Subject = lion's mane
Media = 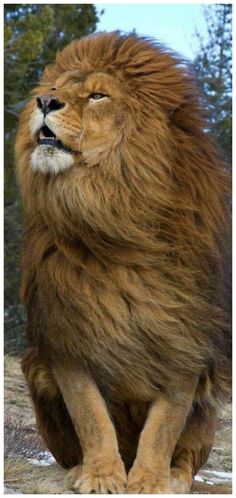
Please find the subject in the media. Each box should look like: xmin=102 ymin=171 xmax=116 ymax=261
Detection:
xmin=16 ymin=33 xmax=231 ymax=408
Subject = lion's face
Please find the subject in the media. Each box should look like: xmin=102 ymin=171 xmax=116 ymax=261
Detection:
xmin=29 ymin=71 xmax=127 ymax=174
xmin=22 ymin=32 xmax=192 ymax=180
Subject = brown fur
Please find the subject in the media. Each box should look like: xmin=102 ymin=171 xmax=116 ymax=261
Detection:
xmin=16 ymin=32 xmax=231 ymax=493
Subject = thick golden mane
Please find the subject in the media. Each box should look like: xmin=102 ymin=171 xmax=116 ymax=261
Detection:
xmin=16 ymin=32 xmax=230 ymax=406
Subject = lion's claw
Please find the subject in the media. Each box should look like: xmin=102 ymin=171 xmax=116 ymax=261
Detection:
xmin=126 ymin=465 xmax=172 ymax=494
xmin=69 ymin=457 xmax=127 ymax=494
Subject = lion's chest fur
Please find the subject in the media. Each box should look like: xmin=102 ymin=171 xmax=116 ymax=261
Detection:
xmin=25 ymin=243 xmax=209 ymax=402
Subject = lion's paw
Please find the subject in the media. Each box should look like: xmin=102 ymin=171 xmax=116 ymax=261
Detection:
xmin=69 ymin=457 xmax=127 ymax=494
xmin=126 ymin=465 xmax=172 ymax=494
xmin=170 ymin=467 xmax=193 ymax=494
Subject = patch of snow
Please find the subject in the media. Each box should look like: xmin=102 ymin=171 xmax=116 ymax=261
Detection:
xmin=4 ymin=486 xmax=20 ymax=494
xmin=195 ymin=475 xmax=204 ymax=482
xmin=203 ymin=470 xmax=232 ymax=479
xmin=196 ymin=469 xmax=232 ymax=488
xmin=212 ymin=478 xmax=232 ymax=485
xmin=27 ymin=450 xmax=55 ymax=467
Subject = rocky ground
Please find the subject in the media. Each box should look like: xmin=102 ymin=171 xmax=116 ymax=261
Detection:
xmin=4 ymin=354 xmax=232 ymax=494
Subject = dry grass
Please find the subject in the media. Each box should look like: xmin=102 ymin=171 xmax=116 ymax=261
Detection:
xmin=4 ymin=355 xmax=232 ymax=494
xmin=4 ymin=417 xmax=46 ymax=459
xmin=207 ymin=403 xmax=232 ymax=472
xmin=4 ymin=354 xmax=34 ymax=424
xmin=4 ymin=457 xmax=70 ymax=494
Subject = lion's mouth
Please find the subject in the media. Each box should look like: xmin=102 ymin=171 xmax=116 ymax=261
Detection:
xmin=37 ymin=125 xmax=73 ymax=153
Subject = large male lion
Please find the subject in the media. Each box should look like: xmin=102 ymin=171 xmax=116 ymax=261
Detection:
xmin=15 ymin=32 xmax=231 ymax=493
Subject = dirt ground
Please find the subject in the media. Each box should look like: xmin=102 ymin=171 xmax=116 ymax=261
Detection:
xmin=4 ymin=354 xmax=232 ymax=494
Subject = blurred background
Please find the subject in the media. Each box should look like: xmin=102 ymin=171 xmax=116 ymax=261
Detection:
xmin=4 ymin=3 xmax=232 ymax=354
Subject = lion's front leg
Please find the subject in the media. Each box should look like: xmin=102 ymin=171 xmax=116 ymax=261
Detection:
xmin=53 ymin=363 xmax=127 ymax=494
xmin=126 ymin=382 xmax=197 ymax=494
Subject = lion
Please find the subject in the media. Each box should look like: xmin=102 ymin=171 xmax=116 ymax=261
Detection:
xmin=15 ymin=32 xmax=231 ymax=493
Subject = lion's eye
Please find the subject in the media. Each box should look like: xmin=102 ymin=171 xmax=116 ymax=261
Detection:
xmin=89 ymin=92 xmax=107 ymax=100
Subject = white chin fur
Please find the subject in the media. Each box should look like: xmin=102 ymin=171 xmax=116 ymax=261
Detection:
xmin=31 ymin=145 xmax=74 ymax=174
xmin=29 ymin=109 xmax=44 ymax=138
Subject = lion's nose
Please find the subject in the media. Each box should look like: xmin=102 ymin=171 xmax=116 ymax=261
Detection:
xmin=36 ymin=95 xmax=65 ymax=116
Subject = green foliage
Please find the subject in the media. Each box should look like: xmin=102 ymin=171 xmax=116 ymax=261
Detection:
xmin=193 ymin=4 xmax=232 ymax=165
xmin=42 ymin=4 xmax=100 ymax=62
xmin=4 ymin=3 xmax=100 ymax=206
xmin=4 ymin=4 xmax=100 ymax=353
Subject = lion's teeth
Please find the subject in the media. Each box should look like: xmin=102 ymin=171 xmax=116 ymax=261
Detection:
xmin=39 ymin=132 xmax=57 ymax=140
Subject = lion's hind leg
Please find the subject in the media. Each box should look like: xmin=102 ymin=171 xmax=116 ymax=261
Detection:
xmin=21 ymin=347 xmax=82 ymax=469
xmin=171 ymin=402 xmax=217 ymax=493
